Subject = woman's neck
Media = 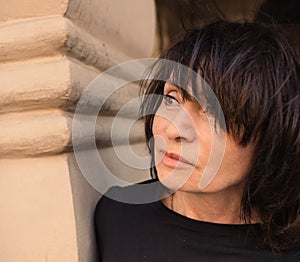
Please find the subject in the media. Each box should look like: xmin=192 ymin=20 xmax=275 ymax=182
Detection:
xmin=162 ymin=185 xmax=259 ymax=224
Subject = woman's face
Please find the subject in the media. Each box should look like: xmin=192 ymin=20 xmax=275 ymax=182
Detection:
xmin=152 ymin=83 xmax=255 ymax=193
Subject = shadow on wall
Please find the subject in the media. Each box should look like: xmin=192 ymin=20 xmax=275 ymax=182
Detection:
xmin=155 ymin=0 xmax=299 ymax=54
xmin=255 ymin=0 xmax=300 ymax=47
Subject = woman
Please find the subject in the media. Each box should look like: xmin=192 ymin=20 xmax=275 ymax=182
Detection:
xmin=94 ymin=21 xmax=300 ymax=261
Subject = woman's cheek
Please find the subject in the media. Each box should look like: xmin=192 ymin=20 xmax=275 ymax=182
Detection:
xmin=152 ymin=115 xmax=165 ymax=136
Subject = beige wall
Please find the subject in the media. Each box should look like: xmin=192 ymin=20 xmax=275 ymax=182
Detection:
xmin=0 ymin=0 xmax=155 ymax=261
xmin=0 ymin=156 xmax=78 ymax=261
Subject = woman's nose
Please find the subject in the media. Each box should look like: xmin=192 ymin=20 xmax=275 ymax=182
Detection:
xmin=165 ymin=108 xmax=196 ymax=142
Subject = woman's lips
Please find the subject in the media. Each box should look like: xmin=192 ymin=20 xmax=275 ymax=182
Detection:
xmin=160 ymin=150 xmax=194 ymax=169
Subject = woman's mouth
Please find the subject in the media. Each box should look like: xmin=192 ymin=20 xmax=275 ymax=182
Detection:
xmin=160 ymin=150 xmax=194 ymax=169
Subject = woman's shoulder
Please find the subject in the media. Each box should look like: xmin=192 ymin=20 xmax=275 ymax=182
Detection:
xmin=94 ymin=179 xmax=160 ymax=220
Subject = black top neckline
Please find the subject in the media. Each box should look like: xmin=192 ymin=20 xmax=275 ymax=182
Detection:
xmin=155 ymin=199 xmax=262 ymax=232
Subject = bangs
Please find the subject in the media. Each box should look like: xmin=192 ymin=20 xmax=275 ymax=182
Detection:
xmin=141 ymin=20 xmax=299 ymax=147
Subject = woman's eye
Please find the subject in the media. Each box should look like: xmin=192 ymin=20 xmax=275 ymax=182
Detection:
xmin=163 ymin=95 xmax=179 ymax=107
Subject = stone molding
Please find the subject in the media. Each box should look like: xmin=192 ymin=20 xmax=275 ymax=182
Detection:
xmin=0 ymin=0 xmax=68 ymax=23
xmin=0 ymin=109 xmax=144 ymax=158
xmin=0 ymin=1 xmax=155 ymax=261
xmin=0 ymin=16 xmax=131 ymax=69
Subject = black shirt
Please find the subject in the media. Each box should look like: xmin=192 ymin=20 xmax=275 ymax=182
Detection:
xmin=94 ymin=180 xmax=300 ymax=262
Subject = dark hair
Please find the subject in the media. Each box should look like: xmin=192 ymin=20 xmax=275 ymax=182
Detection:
xmin=140 ymin=20 xmax=300 ymax=251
